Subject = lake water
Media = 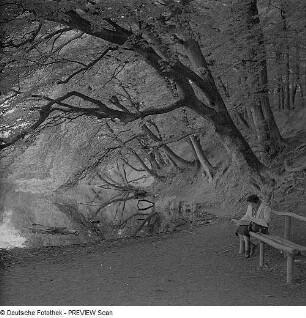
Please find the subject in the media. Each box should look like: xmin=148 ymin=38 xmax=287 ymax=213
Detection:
xmin=0 ymin=210 xmax=26 ymax=249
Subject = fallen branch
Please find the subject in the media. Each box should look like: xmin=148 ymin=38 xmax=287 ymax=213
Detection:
xmin=27 ymin=223 xmax=78 ymax=235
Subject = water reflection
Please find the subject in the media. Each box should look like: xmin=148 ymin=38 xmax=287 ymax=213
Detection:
xmin=0 ymin=210 xmax=26 ymax=249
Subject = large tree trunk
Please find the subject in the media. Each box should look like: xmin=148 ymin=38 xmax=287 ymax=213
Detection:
xmin=176 ymin=36 xmax=267 ymax=176
xmin=292 ymin=41 xmax=304 ymax=108
xmin=246 ymin=105 xmax=256 ymax=131
xmin=250 ymin=104 xmax=270 ymax=158
xmin=232 ymin=0 xmax=284 ymax=160
xmin=139 ymin=29 xmax=270 ymax=185
xmin=281 ymin=2 xmax=291 ymax=110
xmin=183 ymin=3 xmax=284 ymax=164
xmin=276 ymin=50 xmax=284 ymax=111
xmin=258 ymin=56 xmax=285 ymax=157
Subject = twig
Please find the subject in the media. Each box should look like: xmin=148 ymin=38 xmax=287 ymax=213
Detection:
xmin=58 ymin=47 xmax=118 ymax=84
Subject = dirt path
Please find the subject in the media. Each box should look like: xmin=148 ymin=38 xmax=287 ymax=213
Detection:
xmin=1 ymin=219 xmax=306 ymax=306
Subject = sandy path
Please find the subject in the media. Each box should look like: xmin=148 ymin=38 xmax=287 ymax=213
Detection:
xmin=1 ymin=219 xmax=306 ymax=306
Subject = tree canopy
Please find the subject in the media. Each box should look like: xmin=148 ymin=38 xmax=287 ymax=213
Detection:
xmin=1 ymin=0 xmax=306 ymax=193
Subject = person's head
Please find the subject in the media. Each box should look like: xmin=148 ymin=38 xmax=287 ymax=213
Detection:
xmin=246 ymin=194 xmax=260 ymax=206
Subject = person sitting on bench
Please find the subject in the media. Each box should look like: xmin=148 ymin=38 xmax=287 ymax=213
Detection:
xmin=233 ymin=194 xmax=272 ymax=258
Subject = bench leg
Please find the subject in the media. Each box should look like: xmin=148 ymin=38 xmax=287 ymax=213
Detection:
xmin=286 ymin=254 xmax=294 ymax=284
xmin=259 ymin=241 xmax=265 ymax=267
xmin=283 ymin=216 xmax=292 ymax=259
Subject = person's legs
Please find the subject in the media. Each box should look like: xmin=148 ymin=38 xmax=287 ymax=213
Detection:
xmin=238 ymin=234 xmax=245 ymax=254
xmin=243 ymin=235 xmax=250 ymax=257
xmin=249 ymin=241 xmax=256 ymax=256
xmin=236 ymin=225 xmax=250 ymax=255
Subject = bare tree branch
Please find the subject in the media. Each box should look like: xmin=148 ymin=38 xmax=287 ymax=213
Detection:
xmin=125 ymin=146 xmax=164 ymax=180
xmin=149 ymin=128 xmax=206 ymax=147
xmin=104 ymin=122 xmax=164 ymax=180
xmin=49 ymin=32 xmax=84 ymax=55
xmin=142 ymin=123 xmax=196 ymax=167
xmin=22 ymin=4 xmax=132 ymax=45
xmin=57 ymin=46 xmax=118 ymax=84
xmin=0 ymin=93 xmax=69 ymax=149
xmin=120 ymin=155 xmax=146 ymax=172
xmin=1 ymin=88 xmax=189 ymax=150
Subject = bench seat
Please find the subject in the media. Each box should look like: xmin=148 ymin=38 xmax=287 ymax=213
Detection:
xmin=249 ymin=231 xmax=306 ymax=283
xmin=250 ymin=232 xmax=306 ymax=256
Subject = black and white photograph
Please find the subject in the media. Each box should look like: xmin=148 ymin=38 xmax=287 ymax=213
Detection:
xmin=0 ymin=0 xmax=306 ymax=311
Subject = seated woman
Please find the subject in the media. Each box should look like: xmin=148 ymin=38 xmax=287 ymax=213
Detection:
xmin=232 ymin=194 xmax=271 ymax=258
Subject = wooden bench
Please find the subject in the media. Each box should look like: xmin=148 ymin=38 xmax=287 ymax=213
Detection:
xmin=249 ymin=211 xmax=306 ymax=284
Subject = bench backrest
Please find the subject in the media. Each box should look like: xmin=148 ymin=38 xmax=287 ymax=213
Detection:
xmin=272 ymin=211 xmax=306 ymax=223
xmin=272 ymin=210 xmax=306 ymax=240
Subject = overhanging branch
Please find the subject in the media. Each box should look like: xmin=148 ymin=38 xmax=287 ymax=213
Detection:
xmin=1 ymin=87 xmax=188 ymax=150
xmin=57 ymin=47 xmax=118 ymax=84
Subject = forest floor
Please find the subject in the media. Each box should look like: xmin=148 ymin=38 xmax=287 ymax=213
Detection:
xmin=1 ymin=218 xmax=306 ymax=306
